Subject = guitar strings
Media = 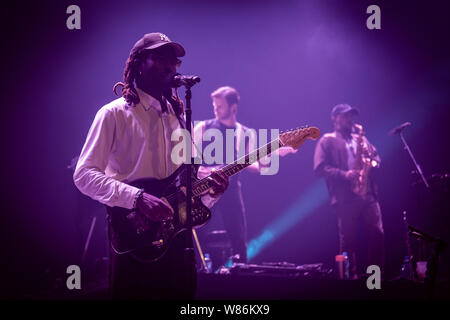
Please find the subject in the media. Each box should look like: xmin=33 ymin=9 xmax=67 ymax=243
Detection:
xmin=164 ymin=138 xmax=282 ymax=203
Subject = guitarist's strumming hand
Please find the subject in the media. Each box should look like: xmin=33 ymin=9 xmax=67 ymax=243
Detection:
xmin=207 ymin=168 xmax=229 ymax=198
xmin=135 ymin=192 xmax=174 ymax=222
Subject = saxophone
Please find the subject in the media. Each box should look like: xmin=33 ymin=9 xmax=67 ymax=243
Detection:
xmin=352 ymin=124 xmax=379 ymax=196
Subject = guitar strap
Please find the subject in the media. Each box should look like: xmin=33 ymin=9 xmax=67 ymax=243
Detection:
xmin=236 ymin=122 xmax=243 ymax=155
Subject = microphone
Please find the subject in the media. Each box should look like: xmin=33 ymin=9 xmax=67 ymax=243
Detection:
xmin=171 ymin=74 xmax=201 ymax=88
xmin=388 ymin=122 xmax=411 ymax=136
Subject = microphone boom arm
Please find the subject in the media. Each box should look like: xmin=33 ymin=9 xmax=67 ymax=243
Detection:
xmin=171 ymin=74 xmax=201 ymax=88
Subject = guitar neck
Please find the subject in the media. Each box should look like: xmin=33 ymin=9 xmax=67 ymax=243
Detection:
xmin=192 ymin=138 xmax=283 ymax=197
xmin=220 ymin=138 xmax=282 ymax=178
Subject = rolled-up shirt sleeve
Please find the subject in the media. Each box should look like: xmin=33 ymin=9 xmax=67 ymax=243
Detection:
xmin=73 ymin=107 xmax=140 ymax=209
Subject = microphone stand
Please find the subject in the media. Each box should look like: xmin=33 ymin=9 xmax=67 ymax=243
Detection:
xmin=399 ymin=210 xmax=415 ymax=281
xmin=408 ymin=226 xmax=447 ymax=300
xmin=398 ymin=131 xmax=430 ymax=188
xmin=392 ymin=125 xmax=430 ymax=284
xmin=185 ymin=85 xmax=193 ymax=231
xmin=182 ymin=84 xmax=195 ymax=291
xmin=173 ymin=74 xmax=201 ymax=289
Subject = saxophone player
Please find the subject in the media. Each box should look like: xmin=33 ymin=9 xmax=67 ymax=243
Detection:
xmin=313 ymin=104 xmax=384 ymax=279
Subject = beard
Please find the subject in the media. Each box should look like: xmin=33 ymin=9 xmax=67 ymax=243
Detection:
xmin=138 ymin=69 xmax=175 ymax=91
xmin=218 ymin=110 xmax=233 ymax=121
xmin=336 ymin=122 xmax=352 ymax=136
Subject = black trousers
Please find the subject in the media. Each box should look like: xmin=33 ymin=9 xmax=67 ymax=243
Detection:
xmin=333 ymin=198 xmax=384 ymax=278
xmin=198 ymin=181 xmax=248 ymax=265
xmin=108 ymin=230 xmax=197 ymax=300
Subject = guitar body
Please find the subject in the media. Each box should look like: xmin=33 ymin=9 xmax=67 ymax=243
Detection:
xmin=106 ymin=164 xmax=211 ymax=262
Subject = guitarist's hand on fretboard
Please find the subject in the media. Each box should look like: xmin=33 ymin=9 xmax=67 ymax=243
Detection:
xmin=197 ymin=165 xmax=219 ymax=180
xmin=197 ymin=165 xmax=229 ymax=197
xmin=207 ymin=168 xmax=229 ymax=197
xmin=277 ymin=146 xmax=298 ymax=157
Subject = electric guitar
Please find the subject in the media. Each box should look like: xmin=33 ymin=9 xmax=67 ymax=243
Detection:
xmin=107 ymin=126 xmax=320 ymax=261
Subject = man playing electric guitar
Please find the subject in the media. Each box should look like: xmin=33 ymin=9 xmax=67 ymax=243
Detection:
xmin=73 ymin=33 xmax=228 ymax=300
xmin=193 ymin=86 xmax=297 ymax=267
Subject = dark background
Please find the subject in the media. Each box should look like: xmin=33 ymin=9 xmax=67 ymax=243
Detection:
xmin=1 ymin=0 xmax=449 ymax=298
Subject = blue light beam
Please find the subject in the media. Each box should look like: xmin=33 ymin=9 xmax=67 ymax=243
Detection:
xmin=247 ymin=180 xmax=329 ymax=261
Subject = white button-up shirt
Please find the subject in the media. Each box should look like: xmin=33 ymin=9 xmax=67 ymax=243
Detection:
xmin=73 ymin=88 xmax=183 ymax=209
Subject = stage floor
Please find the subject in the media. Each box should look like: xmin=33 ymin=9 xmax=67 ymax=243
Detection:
xmin=196 ymin=273 xmax=448 ymax=300
xmin=49 ymin=271 xmax=449 ymax=300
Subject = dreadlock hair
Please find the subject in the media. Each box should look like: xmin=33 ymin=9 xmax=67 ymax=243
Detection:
xmin=113 ymin=50 xmax=184 ymax=116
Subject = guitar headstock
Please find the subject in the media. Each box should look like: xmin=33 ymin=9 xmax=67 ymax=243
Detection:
xmin=279 ymin=126 xmax=321 ymax=150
